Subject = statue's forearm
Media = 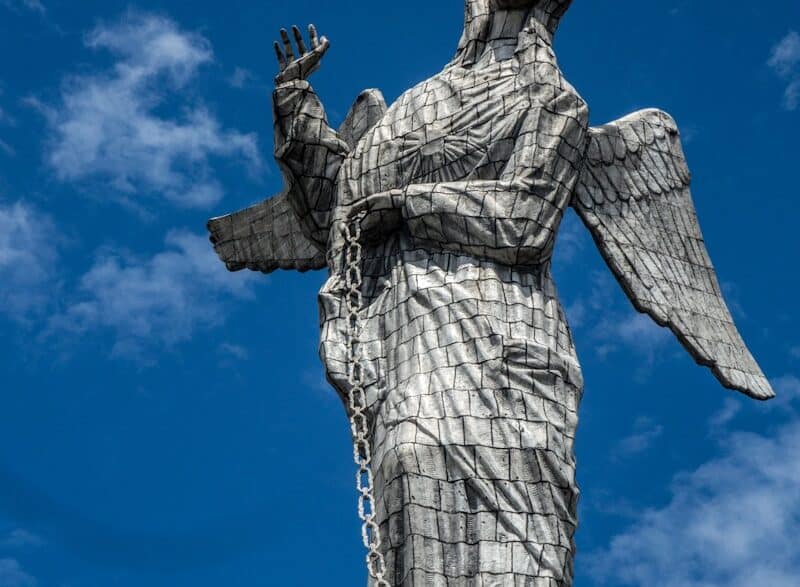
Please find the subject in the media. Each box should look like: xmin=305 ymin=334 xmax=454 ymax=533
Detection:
xmin=273 ymin=80 xmax=348 ymax=248
xmin=274 ymin=80 xmax=326 ymax=143
xmin=401 ymin=180 xmax=561 ymax=265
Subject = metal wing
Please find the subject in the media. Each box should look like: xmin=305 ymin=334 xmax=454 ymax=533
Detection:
xmin=207 ymin=89 xmax=387 ymax=274
xmin=337 ymin=89 xmax=387 ymax=150
xmin=207 ymin=191 xmax=326 ymax=273
xmin=572 ymin=109 xmax=774 ymax=400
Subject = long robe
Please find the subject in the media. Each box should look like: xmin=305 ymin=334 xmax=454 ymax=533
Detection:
xmin=274 ymin=16 xmax=589 ymax=586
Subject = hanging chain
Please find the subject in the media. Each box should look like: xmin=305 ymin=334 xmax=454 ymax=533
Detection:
xmin=342 ymin=213 xmax=391 ymax=587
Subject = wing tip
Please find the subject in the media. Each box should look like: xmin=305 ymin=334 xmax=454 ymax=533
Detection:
xmin=714 ymin=366 xmax=776 ymax=401
xmin=207 ymin=214 xmax=248 ymax=273
xmin=732 ymin=383 xmax=776 ymax=402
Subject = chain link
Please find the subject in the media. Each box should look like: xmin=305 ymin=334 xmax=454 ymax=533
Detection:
xmin=343 ymin=213 xmax=391 ymax=587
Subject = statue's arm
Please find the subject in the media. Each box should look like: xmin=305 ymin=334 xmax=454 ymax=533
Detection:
xmin=207 ymin=88 xmax=387 ymax=275
xmin=272 ymin=25 xmax=349 ymax=249
xmin=400 ymin=179 xmax=561 ymax=266
xmin=273 ymin=80 xmax=348 ymax=249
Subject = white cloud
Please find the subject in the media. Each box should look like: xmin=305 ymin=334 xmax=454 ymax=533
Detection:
xmin=41 ymin=12 xmax=260 ymax=209
xmin=218 ymin=342 xmax=249 ymax=360
xmin=785 ymin=79 xmax=800 ymax=111
xmin=615 ymin=416 xmax=664 ymax=457
xmin=49 ymin=230 xmax=257 ymax=359
xmin=228 ymin=67 xmax=257 ymax=89
xmin=708 ymin=397 xmax=742 ymax=432
xmin=768 ymin=375 xmax=800 ymax=412
xmin=769 ymin=31 xmax=800 ymax=76
xmin=1 ymin=0 xmax=45 ymax=14
xmin=0 ymin=88 xmax=15 ymax=156
xmin=708 ymin=376 xmax=800 ymax=434
xmin=768 ymin=31 xmax=800 ymax=111
xmin=0 ymin=559 xmax=35 ymax=587
xmin=614 ymin=313 xmax=672 ymax=351
xmin=586 ymin=274 xmax=672 ymax=359
xmin=588 ymin=396 xmax=800 ymax=586
xmin=560 ymin=269 xmax=672 ymax=369
xmin=553 ymin=214 xmax=674 ymax=365
xmin=0 ymin=200 xmax=60 ymax=322
xmin=0 ymin=530 xmax=43 ymax=550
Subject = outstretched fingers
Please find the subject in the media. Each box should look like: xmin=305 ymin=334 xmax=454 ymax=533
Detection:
xmin=280 ymin=28 xmax=295 ymax=61
xmin=309 ymin=24 xmax=320 ymax=49
xmin=305 ymin=24 xmax=329 ymax=56
xmin=292 ymin=25 xmax=308 ymax=55
xmin=274 ymin=24 xmax=328 ymax=83
xmin=274 ymin=41 xmax=287 ymax=71
xmin=317 ymin=35 xmax=330 ymax=55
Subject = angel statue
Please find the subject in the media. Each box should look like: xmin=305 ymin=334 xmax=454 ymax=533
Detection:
xmin=208 ymin=1 xmax=774 ymax=585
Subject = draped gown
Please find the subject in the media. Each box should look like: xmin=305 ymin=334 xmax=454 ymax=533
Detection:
xmin=273 ymin=29 xmax=589 ymax=586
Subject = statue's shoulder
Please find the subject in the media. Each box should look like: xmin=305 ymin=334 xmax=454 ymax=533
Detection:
xmin=381 ymin=72 xmax=457 ymax=117
xmin=516 ymin=57 xmax=589 ymax=124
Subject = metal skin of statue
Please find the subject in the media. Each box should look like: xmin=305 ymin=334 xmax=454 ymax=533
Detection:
xmin=208 ymin=1 xmax=774 ymax=585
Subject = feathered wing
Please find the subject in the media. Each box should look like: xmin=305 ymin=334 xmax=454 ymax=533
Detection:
xmin=572 ymin=109 xmax=774 ymax=400
xmin=207 ymin=89 xmax=387 ymax=274
xmin=207 ymin=192 xmax=326 ymax=273
xmin=337 ymin=89 xmax=388 ymax=150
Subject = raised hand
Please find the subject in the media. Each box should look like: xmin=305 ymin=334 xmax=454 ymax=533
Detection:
xmin=274 ymin=24 xmax=330 ymax=85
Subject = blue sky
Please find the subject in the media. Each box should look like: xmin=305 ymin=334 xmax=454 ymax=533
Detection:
xmin=0 ymin=0 xmax=798 ymax=585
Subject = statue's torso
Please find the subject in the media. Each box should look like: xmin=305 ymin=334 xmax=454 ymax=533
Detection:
xmin=319 ymin=50 xmax=588 ymax=405
xmin=316 ymin=39 xmax=588 ymax=587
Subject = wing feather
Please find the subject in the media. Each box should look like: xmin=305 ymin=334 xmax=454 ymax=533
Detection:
xmin=573 ymin=109 xmax=774 ymax=400
xmin=207 ymin=191 xmax=326 ymax=274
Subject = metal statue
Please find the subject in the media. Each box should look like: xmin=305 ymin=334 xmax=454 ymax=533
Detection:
xmin=208 ymin=2 xmax=774 ymax=584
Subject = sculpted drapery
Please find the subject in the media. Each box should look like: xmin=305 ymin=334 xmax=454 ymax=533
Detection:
xmin=208 ymin=1 xmax=773 ymax=585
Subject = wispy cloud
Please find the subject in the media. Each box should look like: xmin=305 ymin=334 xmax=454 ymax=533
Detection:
xmin=218 ymin=342 xmax=249 ymax=361
xmin=768 ymin=31 xmax=800 ymax=111
xmin=0 ymin=87 xmax=16 ymax=156
xmin=0 ymin=200 xmax=61 ymax=322
xmin=709 ymin=376 xmax=800 ymax=433
xmin=49 ymin=230 xmax=257 ymax=360
xmin=38 ymin=12 xmax=260 ymax=209
xmin=708 ymin=397 xmax=742 ymax=432
xmin=0 ymin=559 xmax=35 ymax=587
xmin=228 ymin=67 xmax=258 ymax=89
xmin=0 ymin=529 xmax=43 ymax=550
xmin=615 ymin=416 xmax=664 ymax=458
xmin=554 ymin=213 xmax=678 ymax=368
xmin=567 ymin=271 xmax=672 ymax=365
xmin=768 ymin=375 xmax=800 ymax=412
xmin=1 ymin=0 xmax=45 ymax=14
xmin=614 ymin=314 xmax=672 ymax=354
xmin=588 ymin=387 xmax=800 ymax=587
